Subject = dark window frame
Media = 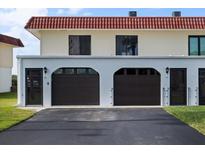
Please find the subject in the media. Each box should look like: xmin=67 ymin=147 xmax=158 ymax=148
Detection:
xmin=188 ymin=35 xmax=205 ymax=56
xmin=53 ymin=68 xmax=98 ymax=75
xmin=115 ymin=35 xmax=138 ymax=56
xmin=69 ymin=35 xmax=91 ymax=55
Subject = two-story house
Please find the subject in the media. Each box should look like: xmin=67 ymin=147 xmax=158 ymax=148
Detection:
xmin=0 ymin=34 xmax=23 ymax=93
xmin=17 ymin=11 xmax=205 ymax=107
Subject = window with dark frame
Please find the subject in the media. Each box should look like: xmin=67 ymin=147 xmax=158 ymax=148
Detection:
xmin=69 ymin=35 xmax=91 ymax=55
xmin=115 ymin=69 xmax=125 ymax=75
xmin=116 ymin=35 xmax=138 ymax=55
xmin=189 ymin=36 xmax=205 ymax=56
xmin=138 ymin=69 xmax=147 ymax=75
xmin=126 ymin=68 xmax=136 ymax=75
xmin=53 ymin=68 xmax=98 ymax=75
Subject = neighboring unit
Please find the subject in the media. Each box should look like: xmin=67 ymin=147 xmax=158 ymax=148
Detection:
xmin=18 ymin=11 xmax=205 ymax=107
xmin=0 ymin=34 xmax=23 ymax=93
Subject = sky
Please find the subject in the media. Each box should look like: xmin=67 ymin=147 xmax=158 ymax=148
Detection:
xmin=1 ymin=8 xmax=205 ymax=74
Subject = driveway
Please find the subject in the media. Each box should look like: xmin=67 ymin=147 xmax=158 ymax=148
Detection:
xmin=0 ymin=108 xmax=205 ymax=145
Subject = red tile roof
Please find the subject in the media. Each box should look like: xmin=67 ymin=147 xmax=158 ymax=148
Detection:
xmin=0 ymin=34 xmax=24 ymax=47
xmin=25 ymin=16 xmax=205 ymax=29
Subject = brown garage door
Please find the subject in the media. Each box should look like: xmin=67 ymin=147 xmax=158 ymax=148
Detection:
xmin=114 ymin=68 xmax=160 ymax=106
xmin=52 ymin=68 xmax=99 ymax=105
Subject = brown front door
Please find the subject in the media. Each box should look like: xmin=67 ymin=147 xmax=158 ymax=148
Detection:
xmin=170 ymin=68 xmax=187 ymax=105
xmin=26 ymin=68 xmax=43 ymax=105
xmin=199 ymin=68 xmax=205 ymax=105
xmin=114 ymin=68 xmax=161 ymax=106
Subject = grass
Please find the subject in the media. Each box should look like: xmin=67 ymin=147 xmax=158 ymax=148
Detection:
xmin=0 ymin=92 xmax=17 ymax=107
xmin=0 ymin=92 xmax=34 ymax=131
xmin=164 ymin=106 xmax=205 ymax=135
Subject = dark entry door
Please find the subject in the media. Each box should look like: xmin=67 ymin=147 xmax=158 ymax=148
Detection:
xmin=170 ymin=68 xmax=187 ymax=105
xmin=26 ymin=68 xmax=43 ymax=105
xmin=52 ymin=68 xmax=99 ymax=105
xmin=199 ymin=69 xmax=205 ymax=105
xmin=114 ymin=68 xmax=161 ymax=106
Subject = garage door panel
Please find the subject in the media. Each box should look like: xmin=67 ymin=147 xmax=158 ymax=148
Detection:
xmin=52 ymin=72 xmax=99 ymax=105
xmin=114 ymin=69 xmax=160 ymax=106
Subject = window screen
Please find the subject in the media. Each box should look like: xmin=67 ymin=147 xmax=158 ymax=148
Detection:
xmin=116 ymin=35 xmax=138 ymax=55
xmin=69 ymin=35 xmax=91 ymax=55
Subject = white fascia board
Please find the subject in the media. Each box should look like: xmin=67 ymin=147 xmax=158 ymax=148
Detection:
xmin=16 ymin=55 xmax=205 ymax=59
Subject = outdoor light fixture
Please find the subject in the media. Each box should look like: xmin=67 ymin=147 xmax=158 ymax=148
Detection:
xmin=166 ymin=67 xmax=169 ymax=74
xmin=44 ymin=67 xmax=48 ymax=74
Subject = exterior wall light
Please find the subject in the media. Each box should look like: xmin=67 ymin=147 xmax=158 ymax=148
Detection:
xmin=44 ymin=67 xmax=48 ymax=74
xmin=166 ymin=67 xmax=169 ymax=74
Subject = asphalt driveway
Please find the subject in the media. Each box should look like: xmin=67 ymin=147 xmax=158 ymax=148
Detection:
xmin=0 ymin=108 xmax=205 ymax=145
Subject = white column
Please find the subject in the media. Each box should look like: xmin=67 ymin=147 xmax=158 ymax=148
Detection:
xmin=43 ymin=69 xmax=52 ymax=107
xmin=187 ymin=67 xmax=198 ymax=106
xmin=17 ymin=58 xmax=24 ymax=106
xmin=160 ymin=67 xmax=170 ymax=106
xmin=99 ymin=69 xmax=114 ymax=107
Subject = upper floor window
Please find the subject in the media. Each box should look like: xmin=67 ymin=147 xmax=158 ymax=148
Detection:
xmin=69 ymin=35 xmax=91 ymax=55
xmin=116 ymin=35 xmax=138 ymax=55
xmin=189 ymin=36 xmax=205 ymax=56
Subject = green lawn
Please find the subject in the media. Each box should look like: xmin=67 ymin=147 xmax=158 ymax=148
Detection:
xmin=164 ymin=106 xmax=205 ymax=135
xmin=0 ymin=92 xmax=34 ymax=131
xmin=0 ymin=92 xmax=17 ymax=107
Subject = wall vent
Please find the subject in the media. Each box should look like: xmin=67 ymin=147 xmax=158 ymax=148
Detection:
xmin=172 ymin=11 xmax=181 ymax=17
xmin=129 ymin=11 xmax=137 ymax=17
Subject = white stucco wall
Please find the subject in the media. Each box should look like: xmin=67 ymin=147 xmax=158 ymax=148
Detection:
xmin=39 ymin=30 xmax=205 ymax=56
xmin=0 ymin=67 xmax=12 ymax=93
xmin=0 ymin=43 xmax=13 ymax=93
xmin=17 ymin=56 xmax=205 ymax=107
xmin=0 ymin=43 xmax=13 ymax=68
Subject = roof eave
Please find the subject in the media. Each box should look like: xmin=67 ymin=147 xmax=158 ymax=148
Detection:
xmin=26 ymin=29 xmax=41 ymax=40
xmin=25 ymin=28 xmax=205 ymax=31
xmin=0 ymin=34 xmax=24 ymax=47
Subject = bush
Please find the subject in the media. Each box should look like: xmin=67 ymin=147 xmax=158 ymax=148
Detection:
xmin=11 ymin=75 xmax=17 ymax=92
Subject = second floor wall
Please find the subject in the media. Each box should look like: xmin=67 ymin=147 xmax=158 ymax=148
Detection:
xmin=40 ymin=29 xmax=205 ymax=56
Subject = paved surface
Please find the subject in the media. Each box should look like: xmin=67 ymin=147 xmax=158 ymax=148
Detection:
xmin=0 ymin=108 xmax=205 ymax=145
